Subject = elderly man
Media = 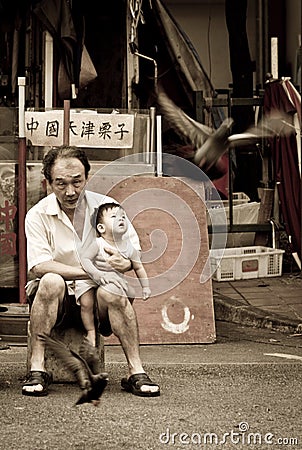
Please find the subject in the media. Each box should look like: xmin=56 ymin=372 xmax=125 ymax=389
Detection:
xmin=22 ymin=145 xmax=160 ymax=397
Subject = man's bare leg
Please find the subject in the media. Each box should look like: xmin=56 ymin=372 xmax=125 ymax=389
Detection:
xmin=96 ymin=285 xmax=159 ymax=395
xmin=22 ymin=273 xmax=65 ymax=394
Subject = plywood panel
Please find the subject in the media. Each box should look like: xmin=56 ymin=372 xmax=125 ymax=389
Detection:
xmin=94 ymin=176 xmax=216 ymax=344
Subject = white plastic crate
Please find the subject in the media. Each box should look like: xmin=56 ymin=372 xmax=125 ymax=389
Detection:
xmin=210 ymin=246 xmax=285 ymax=281
xmin=207 ymin=192 xmax=250 ymax=210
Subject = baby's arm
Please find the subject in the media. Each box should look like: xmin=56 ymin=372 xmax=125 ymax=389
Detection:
xmin=80 ymin=239 xmax=104 ymax=282
xmin=131 ymin=253 xmax=151 ymax=300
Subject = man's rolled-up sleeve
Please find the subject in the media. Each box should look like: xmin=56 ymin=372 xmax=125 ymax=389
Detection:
xmin=25 ymin=210 xmax=53 ymax=271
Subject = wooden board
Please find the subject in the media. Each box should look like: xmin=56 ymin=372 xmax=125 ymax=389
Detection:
xmin=87 ymin=175 xmax=216 ymax=344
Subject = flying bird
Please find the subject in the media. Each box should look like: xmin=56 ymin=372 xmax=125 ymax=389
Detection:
xmin=39 ymin=333 xmax=108 ymax=406
xmin=157 ymin=89 xmax=294 ymax=172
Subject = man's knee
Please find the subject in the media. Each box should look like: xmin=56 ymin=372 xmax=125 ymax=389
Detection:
xmin=38 ymin=273 xmax=65 ymax=299
xmin=97 ymin=286 xmax=128 ymax=308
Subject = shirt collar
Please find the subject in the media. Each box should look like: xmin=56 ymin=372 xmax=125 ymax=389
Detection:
xmin=45 ymin=193 xmax=61 ymax=216
xmin=45 ymin=192 xmax=73 ymax=225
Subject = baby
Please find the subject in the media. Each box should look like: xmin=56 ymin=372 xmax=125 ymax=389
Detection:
xmin=78 ymin=202 xmax=151 ymax=348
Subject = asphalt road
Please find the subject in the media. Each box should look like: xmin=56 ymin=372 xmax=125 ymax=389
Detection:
xmin=1 ymin=322 xmax=302 ymax=450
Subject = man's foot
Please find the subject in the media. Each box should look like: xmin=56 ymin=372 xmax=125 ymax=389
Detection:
xmin=0 ymin=343 xmax=10 ymax=350
xmin=0 ymin=337 xmax=9 ymax=350
xmin=121 ymin=373 xmax=160 ymax=397
xmin=79 ymin=338 xmax=101 ymax=374
xmin=22 ymin=371 xmax=52 ymax=397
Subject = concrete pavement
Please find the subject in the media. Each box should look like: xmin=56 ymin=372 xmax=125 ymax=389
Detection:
xmin=1 ymin=270 xmax=302 ymax=448
xmin=1 ymin=321 xmax=302 ymax=450
xmin=213 ymin=272 xmax=302 ymax=333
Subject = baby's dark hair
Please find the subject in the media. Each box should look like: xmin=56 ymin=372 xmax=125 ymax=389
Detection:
xmin=91 ymin=202 xmax=122 ymax=234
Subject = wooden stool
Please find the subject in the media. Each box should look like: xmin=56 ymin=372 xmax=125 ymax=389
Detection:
xmin=27 ymin=322 xmax=105 ymax=383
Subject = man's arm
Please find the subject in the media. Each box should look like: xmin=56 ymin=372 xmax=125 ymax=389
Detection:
xmin=25 ymin=207 xmax=88 ymax=281
xmin=30 ymin=260 xmax=88 ymax=280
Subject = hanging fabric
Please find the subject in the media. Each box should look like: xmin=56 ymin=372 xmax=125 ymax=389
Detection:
xmin=33 ymin=0 xmax=85 ymax=99
xmin=263 ymin=78 xmax=301 ymax=263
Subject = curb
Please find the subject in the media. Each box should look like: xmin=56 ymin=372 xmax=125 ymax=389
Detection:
xmin=213 ymin=294 xmax=302 ymax=334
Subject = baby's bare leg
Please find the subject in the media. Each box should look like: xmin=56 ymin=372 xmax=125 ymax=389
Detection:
xmin=80 ymin=289 xmax=97 ymax=346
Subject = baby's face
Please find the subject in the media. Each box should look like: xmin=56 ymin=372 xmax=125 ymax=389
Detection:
xmin=99 ymin=206 xmax=128 ymax=237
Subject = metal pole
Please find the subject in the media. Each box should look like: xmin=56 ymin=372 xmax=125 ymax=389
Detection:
xmin=18 ymin=77 xmax=27 ymax=304
xmin=44 ymin=31 xmax=53 ymax=109
xmin=145 ymin=116 xmax=151 ymax=164
xmin=156 ymin=115 xmax=163 ymax=177
xmin=271 ymin=37 xmax=278 ymax=79
xmin=149 ymin=106 xmax=156 ymax=165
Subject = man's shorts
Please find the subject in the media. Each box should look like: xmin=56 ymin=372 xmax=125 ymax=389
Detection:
xmin=26 ymin=279 xmax=84 ymax=331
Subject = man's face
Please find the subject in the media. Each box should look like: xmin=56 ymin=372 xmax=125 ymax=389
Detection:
xmin=50 ymin=157 xmax=87 ymax=213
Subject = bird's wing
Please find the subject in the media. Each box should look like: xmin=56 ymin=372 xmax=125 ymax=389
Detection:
xmin=228 ymin=112 xmax=295 ymax=147
xmin=38 ymin=333 xmax=92 ymax=379
xmin=76 ymin=374 xmax=109 ymax=406
xmin=157 ymin=89 xmax=213 ymax=148
xmin=76 ymin=390 xmax=90 ymax=406
xmin=193 ymin=117 xmax=234 ymax=169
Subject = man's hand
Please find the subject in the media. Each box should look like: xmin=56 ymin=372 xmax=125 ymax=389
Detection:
xmin=93 ymin=255 xmax=110 ymax=272
xmin=104 ymin=247 xmax=132 ymax=273
xmin=94 ymin=270 xmax=128 ymax=292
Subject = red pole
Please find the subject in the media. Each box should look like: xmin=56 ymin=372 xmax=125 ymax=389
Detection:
xmin=18 ymin=77 xmax=27 ymax=304
xmin=63 ymin=99 xmax=70 ymax=145
xmin=18 ymin=137 xmax=27 ymax=304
